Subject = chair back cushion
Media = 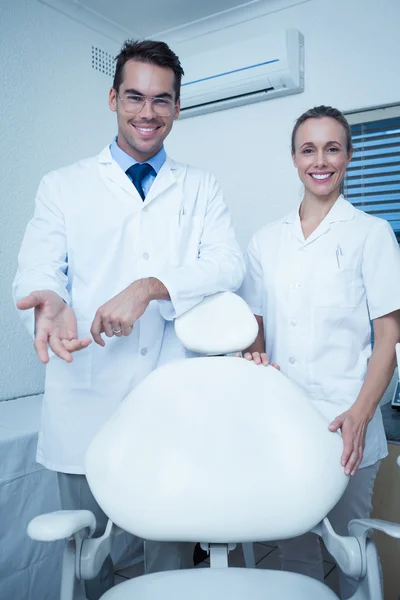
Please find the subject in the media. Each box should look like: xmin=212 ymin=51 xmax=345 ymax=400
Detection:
xmin=85 ymin=358 xmax=348 ymax=543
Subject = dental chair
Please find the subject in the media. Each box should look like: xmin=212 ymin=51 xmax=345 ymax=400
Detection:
xmin=28 ymin=292 xmax=400 ymax=599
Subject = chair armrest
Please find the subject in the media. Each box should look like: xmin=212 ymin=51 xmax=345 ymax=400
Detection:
xmin=313 ymin=518 xmax=362 ymax=578
xmin=28 ymin=510 xmax=96 ymax=542
xmin=349 ymin=518 xmax=400 ymax=541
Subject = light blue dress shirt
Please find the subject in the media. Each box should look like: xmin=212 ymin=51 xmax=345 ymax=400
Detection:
xmin=109 ymin=137 xmax=166 ymax=198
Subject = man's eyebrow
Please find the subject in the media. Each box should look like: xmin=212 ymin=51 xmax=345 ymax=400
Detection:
xmin=122 ymin=88 xmax=144 ymax=96
xmin=122 ymin=89 xmax=173 ymax=100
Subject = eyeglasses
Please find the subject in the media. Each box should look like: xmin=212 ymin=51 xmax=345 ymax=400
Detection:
xmin=118 ymin=93 xmax=176 ymax=117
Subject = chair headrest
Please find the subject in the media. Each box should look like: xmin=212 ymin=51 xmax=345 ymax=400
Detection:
xmin=175 ymin=292 xmax=258 ymax=354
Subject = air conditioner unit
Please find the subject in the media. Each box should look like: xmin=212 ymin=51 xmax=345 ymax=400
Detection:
xmin=179 ymin=29 xmax=304 ymax=119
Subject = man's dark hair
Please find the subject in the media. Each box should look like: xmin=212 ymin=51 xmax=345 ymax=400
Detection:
xmin=113 ymin=39 xmax=184 ymax=101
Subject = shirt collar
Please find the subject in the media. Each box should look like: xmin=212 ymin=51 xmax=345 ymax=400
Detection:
xmin=283 ymin=195 xmax=356 ymax=225
xmin=109 ymin=137 xmax=166 ymax=174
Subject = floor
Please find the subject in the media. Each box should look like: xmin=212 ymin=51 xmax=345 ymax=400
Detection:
xmin=114 ymin=541 xmax=341 ymax=596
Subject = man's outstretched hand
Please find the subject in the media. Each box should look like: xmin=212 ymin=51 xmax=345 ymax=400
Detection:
xmin=17 ymin=291 xmax=91 ymax=363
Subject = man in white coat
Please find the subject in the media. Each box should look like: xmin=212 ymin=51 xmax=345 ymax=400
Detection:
xmin=13 ymin=39 xmax=245 ymax=599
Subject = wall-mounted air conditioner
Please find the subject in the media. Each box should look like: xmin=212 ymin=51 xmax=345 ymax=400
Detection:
xmin=180 ymin=29 xmax=304 ymax=119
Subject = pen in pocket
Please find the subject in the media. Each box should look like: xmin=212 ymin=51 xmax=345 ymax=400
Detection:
xmin=336 ymin=244 xmax=343 ymax=268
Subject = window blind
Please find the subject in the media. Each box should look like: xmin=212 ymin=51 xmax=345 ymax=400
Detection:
xmin=344 ymin=116 xmax=400 ymax=240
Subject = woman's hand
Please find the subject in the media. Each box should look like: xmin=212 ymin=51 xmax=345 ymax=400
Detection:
xmin=237 ymin=351 xmax=280 ymax=369
xmin=238 ymin=316 xmax=280 ymax=368
xmin=328 ymin=406 xmax=371 ymax=476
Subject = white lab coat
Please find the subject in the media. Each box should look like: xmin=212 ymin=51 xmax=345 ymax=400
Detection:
xmin=13 ymin=146 xmax=245 ymax=473
xmin=241 ymin=195 xmax=400 ymax=468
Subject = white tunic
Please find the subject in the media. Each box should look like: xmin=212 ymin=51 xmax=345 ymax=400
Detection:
xmin=241 ymin=196 xmax=400 ymax=467
xmin=13 ymin=146 xmax=245 ymax=473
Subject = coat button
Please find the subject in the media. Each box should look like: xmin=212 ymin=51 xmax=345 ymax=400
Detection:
xmin=142 ymin=252 xmax=149 ymax=260
xmin=140 ymin=347 xmax=148 ymax=356
xmin=289 ymin=320 xmax=298 ymax=327
xmin=289 ymin=356 xmax=296 ymax=364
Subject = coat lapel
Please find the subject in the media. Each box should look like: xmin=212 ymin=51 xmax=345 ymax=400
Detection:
xmin=143 ymin=157 xmax=178 ymax=206
xmin=97 ymin=147 xmax=178 ymax=208
xmin=98 ymin=147 xmax=129 ymax=191
xmin=288 ymin=196 xmax=356 ymax=248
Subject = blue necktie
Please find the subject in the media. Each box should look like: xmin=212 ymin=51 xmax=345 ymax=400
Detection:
xmin=126 ymin=163 xmax=155 ymax=201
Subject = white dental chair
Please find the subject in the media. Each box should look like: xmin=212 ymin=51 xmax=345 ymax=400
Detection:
xmin=28 ymin=292 xmax=400 ymax=600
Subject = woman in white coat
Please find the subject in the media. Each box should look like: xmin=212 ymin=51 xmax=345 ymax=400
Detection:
xmin=240 ymin=105 xmax=400 ymax=599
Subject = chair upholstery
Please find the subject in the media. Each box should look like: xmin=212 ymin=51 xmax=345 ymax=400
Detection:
xmin=85 ymin=356 xmax=348 ymax=543
xmin=101 ymin=568 xmax=339 ymax=599
xmin=174 ymin=291 xmax=259 ymax=354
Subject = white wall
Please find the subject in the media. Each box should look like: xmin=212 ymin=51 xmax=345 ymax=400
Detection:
xmin=0 ymin=0 xmax=119 ymax=400
xmin=165 ymin=0 xmax=400 ymax=248
xmin=2 ymin=0 xmax=399 ymax=401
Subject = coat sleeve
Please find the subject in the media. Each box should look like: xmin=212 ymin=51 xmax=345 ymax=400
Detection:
xmin=362 ymin=218 xmax=400 ymax=320
xmin=12 ymin=172 xmax=70 ymax=337
xmin=238 ymin=234 xmax=264 ymax=317
xmin=154 ymin=174 xmax=245 ymax=320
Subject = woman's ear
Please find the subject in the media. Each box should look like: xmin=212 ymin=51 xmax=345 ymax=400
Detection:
xmin=346 ymin=149 xmax=353 ymax=167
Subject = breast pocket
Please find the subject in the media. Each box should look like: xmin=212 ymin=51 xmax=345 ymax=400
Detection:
xmin=169 ymin=215 xmax=202 ymax=267
xmin=313 ymin=268 xmax=356 ymax=308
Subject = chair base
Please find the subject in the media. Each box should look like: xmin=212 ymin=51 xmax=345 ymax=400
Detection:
xmin=101 ymin=567 xmax=339 ymax=599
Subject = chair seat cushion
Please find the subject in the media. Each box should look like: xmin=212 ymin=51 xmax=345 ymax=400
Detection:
xmin=102 ymin=568 xmax=339 ymax=599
